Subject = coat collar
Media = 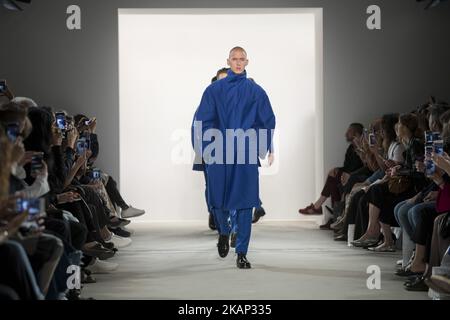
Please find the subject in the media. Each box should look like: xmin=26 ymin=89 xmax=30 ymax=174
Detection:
xmin=226 ymin=69 xmax=247 ymax=82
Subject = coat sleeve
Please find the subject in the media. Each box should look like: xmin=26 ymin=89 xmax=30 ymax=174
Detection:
xmin=191 ymin=87 xmax=217 ymax=157
xmin=255 ymin=89 xmax=276 ymax=159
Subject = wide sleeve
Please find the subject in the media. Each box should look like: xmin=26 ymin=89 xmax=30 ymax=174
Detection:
xmin=254 ymin=89 xmax=276 ymax=159
xmin=191 ymin=87 xmax=217 ymax=157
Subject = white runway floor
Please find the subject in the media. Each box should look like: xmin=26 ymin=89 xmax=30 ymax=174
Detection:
xmin=83 ymin=220 xmax=429 ymax=300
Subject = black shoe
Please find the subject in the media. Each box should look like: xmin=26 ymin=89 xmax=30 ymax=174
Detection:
xmin=230 ymin=233 xmax=237 ymax=248
xmin=396 ymin=268 xmax=423 ymax=277
xmin=101 ymin=242 xmax=115 ymax=251
xmin=405 ymin=276 xmax=429 ymax=292
xmin=236 ymin=254 xmax=252 ymax=269
xmin=320 ymin=219 xmax=334 ymax=230
xmin=252 ymin=207 xmax=266 ymax=224
xmin=66 ymin=289 xmax=96 ymax=300
xmin=81 ymin=270 xmax=96 ymax=284
xmin=110 ymin=227 xmax=131 ymax=238
xmin=209 ymin=214 xmax=217 ymax=231
xmin=217 ymin=235 xmax=230 ymax=258
xmin=334 ymin=234 xmax=347 ymax=242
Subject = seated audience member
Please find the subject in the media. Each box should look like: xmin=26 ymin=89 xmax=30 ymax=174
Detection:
xmin=299 ymin=123 xmax=365 ymax=215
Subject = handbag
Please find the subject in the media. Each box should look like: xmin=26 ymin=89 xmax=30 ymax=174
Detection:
xmin=387 ymin=176 xmax=411 ymax=195
xmin=439 ymin=212 xmax=450 ymax=239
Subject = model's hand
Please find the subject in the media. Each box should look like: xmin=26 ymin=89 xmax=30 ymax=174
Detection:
xmin=268 ymin=153 xmax=275 ymax=167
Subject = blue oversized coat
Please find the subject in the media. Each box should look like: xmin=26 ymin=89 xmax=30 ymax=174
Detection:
xmin=192 ymin=69 xmax=276 ymax=210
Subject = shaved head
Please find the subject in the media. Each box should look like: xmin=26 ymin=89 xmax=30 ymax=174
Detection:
xmin=229 ymin=46 xmax=247 ymax=58
xmin=227 ymin=47 xmax=249 ymax=74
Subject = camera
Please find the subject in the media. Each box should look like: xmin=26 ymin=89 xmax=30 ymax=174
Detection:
xmin=55 ymin=112 xmax=67 ymax=131
xmin=31 ymin=153 xmax=44 ymax=174
xmin=6 ymin=123 xmax=20 ymax=142
xmin=0 ymin=80 xmax=6 ymax=93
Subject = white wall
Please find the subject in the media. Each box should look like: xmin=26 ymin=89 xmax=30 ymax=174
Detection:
xmin=119 ymin=9 xmax=322 ymax=221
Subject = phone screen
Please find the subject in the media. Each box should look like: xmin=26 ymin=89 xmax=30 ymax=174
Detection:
xmin=433 ymin=140 xmax=444 ymax=156
xmin=369 ymin=134 xmax=376 ymax=146
xmin=6 ymin=123 xmax=20 ymax=142
xmin=76 ymin=138 xmax=87 ymax=155
xmin=425 ymin=159 xmax=436 ymax=177
xmin=16 ymin=198 xmax=44 ymax=221
xmin=0 ymin=80 xmax=6 ymax=93
xmin=31 ymin=154 xmax=44 ymax=173
xmin=55 ymin=113 xmax=66 ymax=131
xmin=425 ymin=131 xmax=433 ymax=144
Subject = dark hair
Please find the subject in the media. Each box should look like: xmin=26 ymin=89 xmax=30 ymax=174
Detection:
xmin=211 ymin=68 xmax=229 ymax=83
xmin=440 ymin=110 xmax=450 ymax=151
xmin=23 ymin=107 xmax=54 ymax=154
xmin=216 ymin=68 xmax=229 ymax=77
xmin=429 ymin=104 xmax=450 ymax=131
xmin=381 ymin=114 xmax=399 ymax=145
xmin=349 ymin=123 xmax=364 ymax=136
xmin=399 ymin=113 xmax=422 ymax=139
xmin=74 ymin=114 xmax=89 ymax=129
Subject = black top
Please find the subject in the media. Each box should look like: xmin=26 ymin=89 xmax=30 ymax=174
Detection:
xmin=341 ymin=144 xmax=364 ymax=174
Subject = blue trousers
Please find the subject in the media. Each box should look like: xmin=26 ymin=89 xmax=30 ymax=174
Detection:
xmin=203 ymin=169 xmax=221 ymax=234
xmin=394 ymin=200 xmax=435 ymax=238
xmin=213 ymin=208 xmax=253 ymax=255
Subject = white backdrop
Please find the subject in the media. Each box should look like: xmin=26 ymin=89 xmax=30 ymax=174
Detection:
xmin=118 ymin=9 xmax=323 ymax=221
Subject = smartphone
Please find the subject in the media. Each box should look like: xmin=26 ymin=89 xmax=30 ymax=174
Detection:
xmin=84 ymin=117 xmax=95 ymax=126
xmin=31 ymin=153 xmax=44 ymax=174
xmin=433 ymin=140 xmax=444 ymax=156
xmin=55 ymin=112 xmax=67 ymax=131
xmin=16 ymin=198 xmax=45 ymax=229
xmin=90 ymin=169 xmax=101 ymax=181
xmin=0 ymin=80 xmax=6 ymax=93
xmin=425 ymin=159 xmax=436 ymax=177
xmin=80 ymin=132 xmax=91 ymax=150
xmin=433 ymin=132 xmax=442 ymax=142
xmin=425 ymin=131 xmax=434 ymax=145
xmin=76 ymin=138 xmax=87 ymax=155
xmin=6 ymin=123 xmax=20 ymax=142
xmin=369 ymin=133 xmax=376 ymax=146
xmin=425 ymin=145 xmax=434 ymax=158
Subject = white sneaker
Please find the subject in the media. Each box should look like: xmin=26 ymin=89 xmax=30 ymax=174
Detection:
xmin=121 ymin=206 xmax=146 ymax=219
xmin=86 ymin=258 xmax=119 ymax=274
xmin=106 ymin=234 xmax=132 ymax=248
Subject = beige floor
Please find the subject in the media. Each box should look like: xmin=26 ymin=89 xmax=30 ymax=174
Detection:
xmin=82 ymin=220 xmax=429 ymax=300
